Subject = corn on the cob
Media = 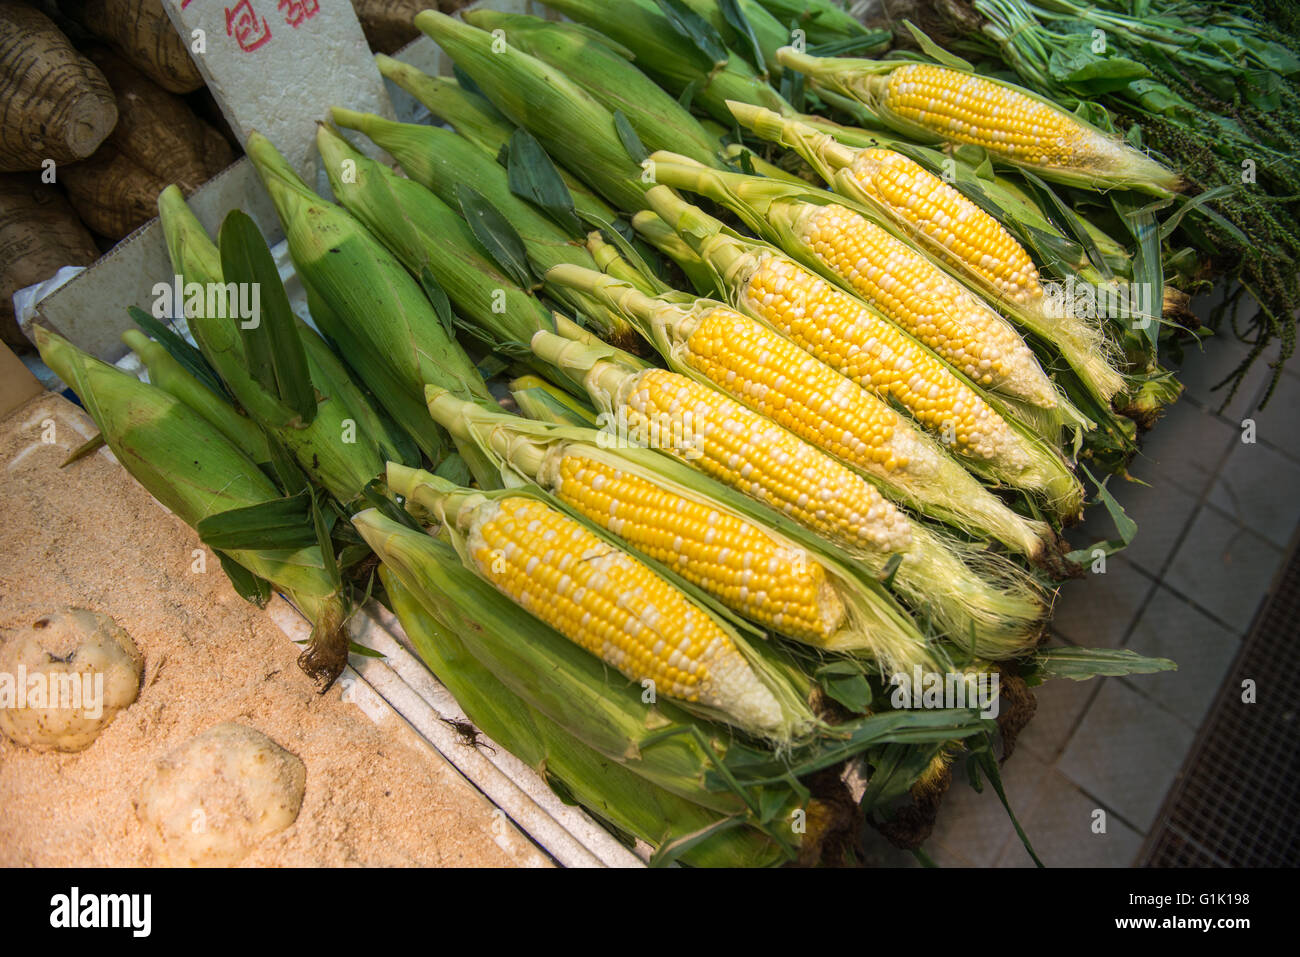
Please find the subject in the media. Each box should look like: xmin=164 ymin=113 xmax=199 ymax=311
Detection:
xmin=552 ymin=454 xmax=846 ymax=643
xmin=424 ymin=388 xmax=949 ymax=671
xmin=382 ymin=568 xmax=787 ymax=866
xmin=244 ymin=132 xmax=489 ymax=470
xmin=547 ymin=261 xmax=1060 ymax=556
xmin=533 ymin=331 xmax=912 ymax=554
xmin=646 ymin=187 xmax=1084 ymax=521
xmin=852 ymin=148 xmax=1044 ymax=307
xmin=530 ymin=331 xmax=1048 ymax=659
xmin=155 ymin=186 xmax=389 ymax=504
xmin=772 ymin=108 xmax=1139 ymax=284
xmin=725 ymin=104 xmax=1129 ymax=410
xmin=463 ymin=10 xmax=722 ymax=167
xmin=373 ymin=56 xmax=621 ymax=228
xmin=474 ymin=496 xmax=776 ymax=722
xmin=415 ymin=11 xmax=650 ymax=213
xmin=37 ymin=327 xmax=349 ymax=688
xmin=644 ymin=152 xmax=1084 ymax=435
xmin=777 ymin=50 xmax=1184 ymax=195
xmin=385 ymin=467 xmax=813 ymax=743
xmin=359 ymin=509 xmax=780 ymax=810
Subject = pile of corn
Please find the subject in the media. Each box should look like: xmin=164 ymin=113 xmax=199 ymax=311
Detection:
xmin=38 ymin=1 xmax=1187 ymax=867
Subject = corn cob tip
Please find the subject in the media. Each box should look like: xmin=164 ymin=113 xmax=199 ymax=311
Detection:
xmin=32 ymin=322 xmax=60 ymax=357
xmin=156 ymin=182 xmax=186 ymax=213
xmin=385 ymin=462 xmax=422 ymax=500
xmin=329 ymin=105 xmax=366 ymax=130
xmin=648 ymin=150 xmax=709 ymax=170
xmin=245 ymin=132 xmax=311 ymax=204
xmin=645 ymin=185 xmax=715 ymax=239
xmin=413 ymin=8 xmax=459 ymax=36
xmin=315 ymin=122 xmax=359 ymax=173
xmin=422 ymin=385 xmax=475 ymax=439
xmin=725 ymin=99 xmax=779 ymax=130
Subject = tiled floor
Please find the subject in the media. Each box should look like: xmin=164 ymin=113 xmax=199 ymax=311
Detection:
xmin=864 ymin=314 xmax=1299 ymax=867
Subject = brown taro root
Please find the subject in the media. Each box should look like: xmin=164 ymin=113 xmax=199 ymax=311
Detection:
xmin=0 ymin=2 xmax=118 ymax=172
xmin=63 ymin=0 xmax=204 ymax=93
xmin=0 ymin=173 xmax=100 ymax=349
xmin=61 ymin=51 xmax=235 ymax=239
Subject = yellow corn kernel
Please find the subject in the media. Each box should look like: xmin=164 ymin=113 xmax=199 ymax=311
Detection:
xmin=737 ymin=254 xmax=1030 ymax=469
xmin=849 ymin=148 xmax=1042 ymax=306
xmin=617 ymin=368 xmax=913 ymax=554
xmin=551 ymin=452 xmax=846 ymax=644
xmin=885 ymin=63 xmax=1092 ymax=170
xmin=467 ymin=495 xmax=782 ymax=731
xmin=794 ymin=203 xmax=1057 ymax=409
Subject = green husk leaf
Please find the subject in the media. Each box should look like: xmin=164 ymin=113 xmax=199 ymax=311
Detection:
xmin=614 ymin=110 xmax=650 ymax=165
xmin=215 ymin=550 xmax=273 ymax=607
xmin=901 ymin=20 xmax=974 ymax=72
xmin=128 ymin=306 xmax=226 ymax=400
xmin=718 ymin=0 xmax=766 ymax=76
xmin=60 ymin=433 xmax=105 ymax=467
xmin=456 ymin=184 xmax=535 ymax=291
xmin=217 ymin=211 xmax=316 ymax=425
xmin=506 ymin=129 xmax=585 ymax=237
xmin=1028 ymin=647 xmax=1178 ymax=684
xmin=433 ymin=452 xmax=474 ymax=488
xmin=418 ymin=267 xmax=458 ymax=341
xmin=653 ymin=0 xmax=730 ymax=67
xmin=196 ymin=492 xmax=318 ymax=550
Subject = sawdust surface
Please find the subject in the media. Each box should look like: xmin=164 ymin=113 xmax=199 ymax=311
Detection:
xmin=0 ymin=393 xmax=548 ymax=867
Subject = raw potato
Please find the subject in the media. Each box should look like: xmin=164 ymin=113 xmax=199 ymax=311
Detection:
xmin=0 ymin=2 xmax=118 ymax=171
xmin=0 ymin=608 xmax=143 ymax=752
xmin=64 ymin=0 xmax=204 ymax=94
xmin=61 ymin=51 xmax=235 ymax=239
xmin=0 ymin=173 xmax=100 ymax=350
xmin=136 ymin=723 xmax=307 ymax=867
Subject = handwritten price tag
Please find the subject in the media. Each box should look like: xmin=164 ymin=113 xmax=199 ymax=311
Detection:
xmin=161 ymin=0 xmax=393 ymax=178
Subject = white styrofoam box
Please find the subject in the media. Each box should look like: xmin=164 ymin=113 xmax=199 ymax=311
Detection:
xmin=160 ymin=0 xmax=393 ymax=184
xmin=33 ymin=161 xmax=281 ymax=361
xmin=36 ymin=0 xmax=559 ymax=362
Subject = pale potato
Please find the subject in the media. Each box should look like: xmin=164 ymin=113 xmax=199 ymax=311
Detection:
xmin=0 ymin=608 xmax=143 ymax=752
xmin=136 ymin=722 xmax=306 ymax=867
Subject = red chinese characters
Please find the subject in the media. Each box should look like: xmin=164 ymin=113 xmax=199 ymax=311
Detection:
xmin=279 ymin=0 xmax=319 ymax=28
xmin=225 ymin=0 xmax=271 ymax=51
